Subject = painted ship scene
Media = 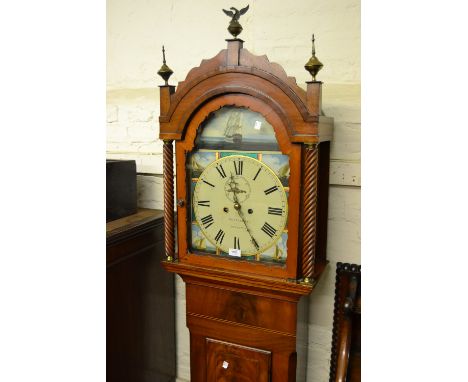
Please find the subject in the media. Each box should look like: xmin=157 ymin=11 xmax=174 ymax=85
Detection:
xmin=195 ymin=106 xmax=280 ymax=151
xmin=223 ymin=109 xmax=243 ymax=144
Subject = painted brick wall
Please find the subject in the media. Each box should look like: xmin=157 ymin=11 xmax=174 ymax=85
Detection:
xmin=107 ymin=1 xmax=360 ymax=381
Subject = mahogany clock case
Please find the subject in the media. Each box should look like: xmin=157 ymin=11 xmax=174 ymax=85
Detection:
xmin=158 ymin=36 xmax=333 ymax=382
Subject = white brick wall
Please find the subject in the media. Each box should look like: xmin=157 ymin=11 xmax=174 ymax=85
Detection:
xmin=107 ymin=1 xmax=360 ymax=381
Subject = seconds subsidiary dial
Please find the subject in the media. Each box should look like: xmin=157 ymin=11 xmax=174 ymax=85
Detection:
xmin=193 ymin=155 xmax=288 ymax=256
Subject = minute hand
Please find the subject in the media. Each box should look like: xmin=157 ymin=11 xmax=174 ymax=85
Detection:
xmin=229 ymin=176 xmax=260 ymax=251
xmin=235 ymin=200 xmax=260 ymax=250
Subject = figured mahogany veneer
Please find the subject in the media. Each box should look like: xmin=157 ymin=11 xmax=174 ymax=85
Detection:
xmin=206 ymin=339 xmax=271 ymax=382
xmin=179 ymin=272 xmax=301 ymax=382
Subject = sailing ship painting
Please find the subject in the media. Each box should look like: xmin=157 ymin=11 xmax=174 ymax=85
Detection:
xmin=223 ymin=110 xmax=243 ymax=144
xmin=261 ymin=154 xmax=290 ymax=187
xmin=260 ymin=232 xmax=288 ymax=263
xmin=191 ymin=223 xmax=216 ymax=253
xmin=190 ymin=156 xmax=205 ymax=178
xmin=277 ymin=162 xmax=290 ymax=187
xmin=196 ymin=106 xmax=279 ymax=151
xmin=192 ymin=233 xmax=206 ymax=251
xmin=190 ymin=151 xmax=216 ymax=178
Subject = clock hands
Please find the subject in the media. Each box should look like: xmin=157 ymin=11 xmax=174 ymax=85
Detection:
xmin=228 ymin=173 xmax=260 ymax=251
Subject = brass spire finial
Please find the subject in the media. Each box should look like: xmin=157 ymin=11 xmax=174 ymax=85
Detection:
xmin=157 ymin=45 xmax=173 ymax=85
xmin=304 ymin=34 xmax=324 ymax=82
xmin=222 ymin=5 xmax=249 ymax=39
xmin=162 ymin=45 xmax=167 ymax=64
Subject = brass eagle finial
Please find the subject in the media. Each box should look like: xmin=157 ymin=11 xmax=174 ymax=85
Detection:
xmin=222 ymin=5 xmax=249 ymax=39
xmin=222 ymin=5 xmax=249 ymax=21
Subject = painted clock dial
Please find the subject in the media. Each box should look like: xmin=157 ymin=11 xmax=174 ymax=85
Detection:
xmin=193 ymin=155 xmax=288 ymax=256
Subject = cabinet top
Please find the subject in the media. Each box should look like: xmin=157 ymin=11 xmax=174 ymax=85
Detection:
xmin=106 ymin=208 xmax=164 ymax=238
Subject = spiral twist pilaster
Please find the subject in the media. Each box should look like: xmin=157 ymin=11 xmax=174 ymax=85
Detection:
xmin=301 ymin=143 xmax=319 ymax=282
xmin=163 ymin=140 xmax=175 ymax=261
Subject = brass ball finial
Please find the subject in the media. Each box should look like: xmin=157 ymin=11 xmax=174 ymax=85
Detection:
xmin=157 ymin=45 xmax=174 ymax=85
xmin=304 ymin=34 xmax=324 ymax=82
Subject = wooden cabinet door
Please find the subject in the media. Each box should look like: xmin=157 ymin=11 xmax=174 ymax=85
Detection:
xmin=206 ymin=339 xmax=271 ymax=382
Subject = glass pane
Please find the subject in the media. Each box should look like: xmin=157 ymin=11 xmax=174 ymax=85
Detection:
xmin=195 ymin=106 xmax=280 ymax=151
xmin=187 ymin=106 xmax=289 ymax=266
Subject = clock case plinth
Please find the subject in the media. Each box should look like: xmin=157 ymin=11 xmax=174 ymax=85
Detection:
xmin=159 ymin=39 xmax=333 ymax=382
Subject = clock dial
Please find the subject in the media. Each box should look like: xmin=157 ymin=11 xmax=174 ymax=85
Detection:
xmin=193 ymin=155 xmax=288 ymax=256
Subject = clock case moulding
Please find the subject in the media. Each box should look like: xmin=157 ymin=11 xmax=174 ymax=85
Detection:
xmin=159 ymin=38 xmax=333 ymax=296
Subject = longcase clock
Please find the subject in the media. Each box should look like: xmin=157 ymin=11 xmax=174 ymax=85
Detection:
xmin=157 ymin=8 xmax=333 ymax=381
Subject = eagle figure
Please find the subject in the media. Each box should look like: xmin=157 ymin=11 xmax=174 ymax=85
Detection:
xmin=222 ymin=5 xmax=249 ymax=22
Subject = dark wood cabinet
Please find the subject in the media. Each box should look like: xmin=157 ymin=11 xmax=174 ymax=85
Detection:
xmin=107 ymin=209 xmax=176 ymax=382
